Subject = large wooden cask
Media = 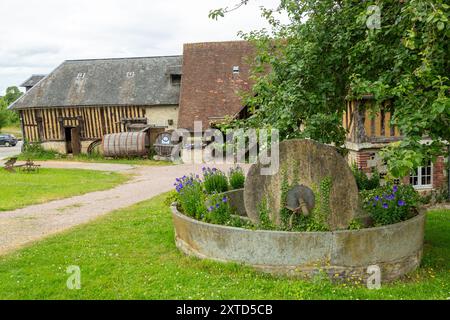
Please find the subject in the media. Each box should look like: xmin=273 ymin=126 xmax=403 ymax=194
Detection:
xmin=103 ymin=132 xmax=149 ymax=157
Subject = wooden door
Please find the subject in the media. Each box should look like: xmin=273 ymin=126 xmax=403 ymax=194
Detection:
xmin=71 ymin=127 xmax=81 ymax=155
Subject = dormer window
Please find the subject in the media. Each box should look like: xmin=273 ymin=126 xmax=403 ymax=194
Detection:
xmin=126 ymin=72 xmax=135 ymax=78
xmin=77 ymin=73 xmax=86 ymax=79
xmin=232 ymin=66 xmax=240 ymax=74
xmin=171 ymin=74 xmax=181 ymax=86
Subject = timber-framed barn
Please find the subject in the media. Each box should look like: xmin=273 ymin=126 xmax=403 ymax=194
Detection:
xmin=9 ymin=56 xmax=182 ymax=154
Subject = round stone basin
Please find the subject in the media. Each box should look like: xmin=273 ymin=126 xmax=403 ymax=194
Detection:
xmin=172 ymin=189 xmax=426 ymax=282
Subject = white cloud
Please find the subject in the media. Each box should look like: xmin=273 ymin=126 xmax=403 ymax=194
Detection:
xmin=0 ymin=0 xmax=283 ymax=95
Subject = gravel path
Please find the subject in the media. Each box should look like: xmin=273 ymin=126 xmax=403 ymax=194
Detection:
xmin=0 ymin=161 xmax=246 ymax=256
xmin=0 ymin=141 xmax=23 ymax=161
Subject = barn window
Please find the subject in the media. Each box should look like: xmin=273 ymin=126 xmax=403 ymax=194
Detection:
xmin=127 ymin=72 xmax=135 ymax=78
xmin=171 ymin=74 xmax=181 ymax=85
xmin=232 ymin=66 xmax=240 ymax=74
xmin=409 ymin=161 xmax=433 ymax=189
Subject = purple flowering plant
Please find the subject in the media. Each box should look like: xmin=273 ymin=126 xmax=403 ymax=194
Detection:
xmin=204 ymin=193 xmax=232 ymax=225
xmin=202 ymin=167 xmax=229 ymax=194
xmin=174 ymin=174 xmax=206 ymax=220
xmin=173 ymin=171 xmax=233 ymax=224
xmin=361 ymin=183 xmax=420 ymax=226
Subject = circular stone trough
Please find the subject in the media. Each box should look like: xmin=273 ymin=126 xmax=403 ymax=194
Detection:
xmin=172 ymin=190 xmax=426 ymax=282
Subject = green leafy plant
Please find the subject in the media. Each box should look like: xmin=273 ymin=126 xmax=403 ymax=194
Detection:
xmin=205 ymin=193 xmax=232 ymax=225
xmin=224 ymin=215 xmax=255 ymax=229
xmin=202 ymin=167 xmax=229 ymax=194
xmin=228 ymin=166 xmax=245 ymax=189
xmin=164 ymin=190 xmax=179 ymax=207
xmin=21 ymin=142 xmax=61 ymax=160
xmin=279 ymin=166 xmax=292 ymax=228
xmin=312 ymin=177 xmax=332 ymax=230
xmin=258 ymin=197 xmax=275 ymax=230
xmin=348 ymin=219 xmax=364 ymax=230
xmin=174 ymin=174 xmax=206 ymax=220
xmin=351 ymin=163 xmax=380 ymax=191
xmin=0 ymin=86 xmax=22 ymax=129
xmin=361 ymin=184 xmax=420 ymax=226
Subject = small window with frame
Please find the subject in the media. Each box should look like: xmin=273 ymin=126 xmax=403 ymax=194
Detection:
xmin=409 ymin=160 xmax=433 ymax=189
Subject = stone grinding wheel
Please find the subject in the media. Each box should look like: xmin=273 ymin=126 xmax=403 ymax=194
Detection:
xmin=243 ymin=139 xmax=361 ymax=230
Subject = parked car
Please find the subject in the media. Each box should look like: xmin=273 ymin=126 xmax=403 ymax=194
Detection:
xmin=0 ymin=134 xmax=18 ymax=147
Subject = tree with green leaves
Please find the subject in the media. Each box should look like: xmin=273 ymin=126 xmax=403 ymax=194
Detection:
xmin=0 ymin=100 xmax=8 ymax=130
xmin=212 ymin=0 xmax=449 ymax=178
xmin=0 ymin=86 xmax=23 ymax=128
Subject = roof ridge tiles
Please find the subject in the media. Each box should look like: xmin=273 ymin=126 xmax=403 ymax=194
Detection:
xmin=65 ymin=55 xmax=182 ymax=63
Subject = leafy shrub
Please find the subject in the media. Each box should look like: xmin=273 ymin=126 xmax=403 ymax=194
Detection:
xmin=348 ymin=219 xmax=363 ymax=230
xmin=164 ymin=190 xmax=179 ymax=207
xmin=419 ymin=188 xmax=449 ymax=205
xmin=258 ymin=197 xmax=275 ymax=230
xmin=351 ymin=163 xmax=380 ymax=191
xmin=202 ymin=167 xmax=229 ymax=194
xmin=20 ymin=142 xmax=61 ymax=160
xmin=205 ymin=193 xmax=232 ymax=225
xmin=224 ymin=215 xmax=254 ymax=229
xmin=228 ymin=166 xmax=245 ymax=189
xmin=174 ymin=175 xmax=206 ymax=220
xmin=361 ymin=184 xmax=420 ymax=226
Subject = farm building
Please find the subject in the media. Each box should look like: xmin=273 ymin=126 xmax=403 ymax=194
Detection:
xmin=9 ymin=56 xmax=182 ymax=154
xmin=343 ymin=96 xmax=448 ymax=194
xmin=8 ymin=40 xmax=448 ymax=194
xmin=177 ymin=41 xmax=254 ymax=131
xmin=20 ymin=75 xmax=46 ymax=92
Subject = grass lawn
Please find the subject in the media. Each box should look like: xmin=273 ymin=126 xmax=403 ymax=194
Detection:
xmin=0 ymin=193 xmax=448 ymax=300
xmin=63 ymin=155 xmax=172 ymax=166
xmin=17 ymin=152 xmax=172 ymax=167
xmin=0 ymin=168 xmax=129 ymax=211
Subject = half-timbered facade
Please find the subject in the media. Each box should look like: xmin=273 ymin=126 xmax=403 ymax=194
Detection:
xmin=343 ymin=96 xmax=447 ymax=193
xmin=10 ymin=56 xmax=182 ymax=154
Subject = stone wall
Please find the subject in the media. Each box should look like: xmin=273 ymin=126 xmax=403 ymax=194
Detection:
xmin=172 ymin=205 xmax=426 ymax=282
xmin=41 ymin=141 xmax=66 ymax=154
xmin=145 ymin=105 xmax=178 ymax=130
xmin=41 ymin=140 xmax=96 ymax=154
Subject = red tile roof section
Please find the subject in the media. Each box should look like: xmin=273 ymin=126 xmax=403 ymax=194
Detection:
xmin=177 ymin=41 xmax=255 ymax=130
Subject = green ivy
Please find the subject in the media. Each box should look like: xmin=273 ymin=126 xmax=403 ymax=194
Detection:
xmin=279 ymin=165 xmax=292 ymax=228
xmin=258 ymin=197 xmax=275 ymax=230
xmin=351 ymin=163 xmax=381 ymax=191
xmin=348 ymin=219 xmax=364 ymax=230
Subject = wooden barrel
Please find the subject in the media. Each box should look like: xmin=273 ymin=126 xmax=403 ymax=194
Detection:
xmin=103 ymin=132 xmax=149 ymax=157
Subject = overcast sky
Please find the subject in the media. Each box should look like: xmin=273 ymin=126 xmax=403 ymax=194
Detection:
xmin=0 ymin=0 xmax=282 ymax=95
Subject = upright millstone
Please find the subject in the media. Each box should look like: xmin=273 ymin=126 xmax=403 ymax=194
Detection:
xmin=244 ymin=139 xmax=360 ymax=230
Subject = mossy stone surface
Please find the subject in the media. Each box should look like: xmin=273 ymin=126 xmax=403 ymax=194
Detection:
xmin=244 ymin=139 xmax=361 ymax=230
